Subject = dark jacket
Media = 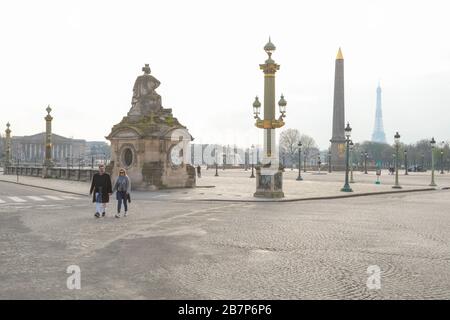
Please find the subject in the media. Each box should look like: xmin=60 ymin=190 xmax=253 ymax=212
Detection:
xmin=90 ymin=173 xmax=112 ymax=203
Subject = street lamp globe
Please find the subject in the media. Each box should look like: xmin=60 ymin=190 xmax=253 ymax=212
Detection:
xmin=430 ymin=137 xmax=436 ymax=148
xmin=252 ymin=96 xmax=261 ymax=119
xmin=278 ymin=94 xmax=287 ymax=117
xmin=349 ymin=140 xmax=354 ymax=151
xmin=394 ymin=132 xmax=401 ymax=144
xmin=264 ymin=37 xmax=276 ymax=57
xmin=344 ymin=122 xmax=352 ymax=138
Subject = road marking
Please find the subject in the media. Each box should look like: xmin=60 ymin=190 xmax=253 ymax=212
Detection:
xmin=0 ymin=198 xmax=5 ymax=203
xmin=26 ymin=196 xmax=46 ymax=201
xmin=43 ymin=195 xmax=64 ymax=201
xmin=61 ymin=195 xmax=81 ymax=200
xmin=8 ymin=196 xmax=27 ymax=203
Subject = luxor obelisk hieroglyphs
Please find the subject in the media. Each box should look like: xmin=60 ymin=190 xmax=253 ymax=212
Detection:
xmin=330 ymin=48 xmax=346 ymax=170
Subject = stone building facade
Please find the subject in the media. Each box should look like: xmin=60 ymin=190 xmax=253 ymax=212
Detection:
xmin=10 ymin=133 xmax=86 ymax=165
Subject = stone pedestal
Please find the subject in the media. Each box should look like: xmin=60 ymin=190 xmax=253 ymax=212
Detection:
xmin=254 ymin=167 xmax=284 ymax=198
xmin=330 ymin=139 xmax=346 ymax=171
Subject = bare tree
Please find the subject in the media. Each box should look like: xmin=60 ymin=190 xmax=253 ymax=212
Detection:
xmin=300 ymin=134 xmax=317 ymax=171
xmin=279 ymin=129 xmax=300 ymax=169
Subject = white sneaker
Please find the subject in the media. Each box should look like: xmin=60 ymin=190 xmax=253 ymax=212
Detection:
xmin=124 ymin=211 xmax=128 ymax=217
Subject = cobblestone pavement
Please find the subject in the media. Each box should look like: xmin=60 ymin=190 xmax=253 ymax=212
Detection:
xmin=0 ymin=181 xmax=449 ymax=299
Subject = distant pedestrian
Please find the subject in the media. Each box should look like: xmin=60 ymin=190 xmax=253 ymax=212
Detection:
xmin=197 ymin=165 xmax=201 ymax=178
xmin=388 ymin=166 xmax=394 ymax=175
xmin=113 ymin=168 xmax=131 ymax=218
xmin=89 ymin=164 xmax=112 ymax=218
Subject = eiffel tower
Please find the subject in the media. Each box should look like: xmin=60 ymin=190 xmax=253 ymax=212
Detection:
xmin=371 ymin=82 xmax=387 ymax=144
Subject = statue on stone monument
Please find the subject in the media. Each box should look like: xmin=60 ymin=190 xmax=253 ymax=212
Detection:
xmin=128 ymin=64 xmax=162 ymax=117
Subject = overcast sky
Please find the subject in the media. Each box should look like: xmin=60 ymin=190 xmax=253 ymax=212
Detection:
xmin=1 ymin=0 xmax=449 ymax=150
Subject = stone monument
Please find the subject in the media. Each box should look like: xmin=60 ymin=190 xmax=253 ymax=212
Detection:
xmin=106 ymin=64 xmax=196 ymax=190
xmin=330 ymin=48 xmax=346 ymax=171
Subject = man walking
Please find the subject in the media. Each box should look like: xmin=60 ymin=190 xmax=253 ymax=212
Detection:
xmin=89 ymin=164 xmax=112 ymax=218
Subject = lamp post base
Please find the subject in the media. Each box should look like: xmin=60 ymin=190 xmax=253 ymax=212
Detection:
xmin=296 ymin=175 xmax=303 ymax=181
xmin=392 ymin=185 xmax=402 ymax=189
xmin=340 ymin=185 xmax=353 ymax=192
xmin=254 ymin=167 xmax=284 ymax=198
xmin=429 ymin=182 xmax=437 ymax=187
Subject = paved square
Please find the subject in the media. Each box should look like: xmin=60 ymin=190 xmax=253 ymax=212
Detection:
xmin=0 ymin=170 xmax=449 ymax=299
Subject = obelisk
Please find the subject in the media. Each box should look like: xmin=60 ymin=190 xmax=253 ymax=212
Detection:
xmin=330 ymin=48 xmax=346 ymax=170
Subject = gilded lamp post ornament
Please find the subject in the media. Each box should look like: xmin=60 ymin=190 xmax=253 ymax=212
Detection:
xmin=252 ymin=38 xmax=287 ymax=198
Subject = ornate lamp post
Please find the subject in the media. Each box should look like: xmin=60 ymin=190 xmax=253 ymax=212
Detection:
xmin=328 ymin=151 xmax=332 ymax=173
xmin=364 ymin=152 xmax=368 ymax=174
xmin=252 ymin=38 xmax=287 ymax=198
xmin=421 ymin=153 xmax=425 ymax=171
xmin=360 ymin=152 xmax=364 ymax=172
xmin=440 ymin=141 xmax=445 ymax=174
xmin=349 ymin=140 xmax=355 ymax=183
xmin=4 ymin=122 xmax=12 ymax=168
xmin=44 ymin=105 xmax=54 ymax=167
xmin=245 ymin=148 xmax=249 ymax=171
xmin=430 ymin=137 xmax=436 ymax=186
xmin=341 ymin=122 xmax=353 ymax=192
xmin=214 ymin=146 xmax=219 ymax=177
xmin=296 ymin=142 xmax=303 ymax=181
xmin=404 ymin=150 xmax=408 ymax=175
xmin=392 ymin=132 xmax=402 ymax=189
xmin=317 ymin=155 xmax=322 ymax=174
xmin=250 ymin=144 xmax=255 ymax=178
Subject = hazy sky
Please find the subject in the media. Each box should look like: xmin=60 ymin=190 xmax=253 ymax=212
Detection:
xmin=1 ymin=0 xmax=449 ymax=150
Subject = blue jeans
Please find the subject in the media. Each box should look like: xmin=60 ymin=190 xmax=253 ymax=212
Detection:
xmin=117 ymin=191 xmax=128 ymax=213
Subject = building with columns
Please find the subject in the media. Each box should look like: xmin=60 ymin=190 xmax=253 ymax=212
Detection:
xmin=11 ymin=132 xmax=86 ymax=165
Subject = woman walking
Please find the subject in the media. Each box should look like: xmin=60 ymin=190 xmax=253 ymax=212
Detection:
xmin=113 ymin=168 xmax=131 ymax=218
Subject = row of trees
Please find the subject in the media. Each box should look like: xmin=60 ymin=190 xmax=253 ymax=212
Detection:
xmin=278 ymin=128 xmax=450 ymax=170
xmin=352 ymin=140 xmax=450 ymax=169
xmin=279 ymin=129 xmax=319 ymax=169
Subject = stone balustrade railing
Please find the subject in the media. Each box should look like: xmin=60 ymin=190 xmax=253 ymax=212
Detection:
xmin=4 ymin=166 xmax=97 ymax=182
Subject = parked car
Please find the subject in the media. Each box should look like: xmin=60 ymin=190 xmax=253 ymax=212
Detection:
xmin=408 ymin=165 xmax=426 ymax=172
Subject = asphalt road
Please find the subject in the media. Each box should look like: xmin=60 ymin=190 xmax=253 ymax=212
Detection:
xmin=0 ymin=181 xmax=449 ymax=299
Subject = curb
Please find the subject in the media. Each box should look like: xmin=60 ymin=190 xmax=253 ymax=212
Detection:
xmin=193 ymin=188 xmax=440 ymax=203
xmin=0 ymin=179 xmax=87 ymax=197
xmin=1 ymin=178 xmax=447 ymax=203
